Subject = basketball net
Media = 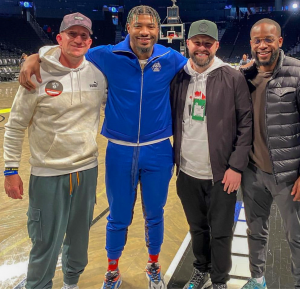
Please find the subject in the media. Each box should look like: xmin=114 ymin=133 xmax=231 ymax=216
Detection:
xmin=168 ymin=35 xmax=174 ymax=43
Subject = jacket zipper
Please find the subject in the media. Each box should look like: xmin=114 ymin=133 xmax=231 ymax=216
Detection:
xmin=113 ymin=50 xmax=170 ymax=145
xmin=178 ymin=133 xmax=184 ymax=177
xmin=137 ymin=65 xmax=144 ymax=145
xmin=265 ymin=78 xmax=277 ymax=184
xmin=178 ymin=76 xmax=186 ymax=177
xmin=136 ymin=51 xmax=171 ymax=145
xmin=204 ymin=74 xmax=214 ymax=185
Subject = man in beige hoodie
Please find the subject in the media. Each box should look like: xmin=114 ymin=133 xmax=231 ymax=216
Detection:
xmin=3 ymin=13 xmax=106 ymax=289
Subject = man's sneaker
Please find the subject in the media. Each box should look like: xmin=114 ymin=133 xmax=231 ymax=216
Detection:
xmin=241 ymin=277 xmax=267 ymax=289
xmin=61 ymin=283 xmax=79 ymax=289
xmin=212 ymin=284 xmax=227 ymax=289
xmin=183 ymin=268 xmax=212 ymax=289
xmin=101 ymin=270 xmax=122 ymax=289
xmin=145 ymin=262 xmax=166 ymax=289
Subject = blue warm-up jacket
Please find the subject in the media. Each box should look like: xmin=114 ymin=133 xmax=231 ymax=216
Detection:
xmin=86 ymin=35 xmax=187 ymax=144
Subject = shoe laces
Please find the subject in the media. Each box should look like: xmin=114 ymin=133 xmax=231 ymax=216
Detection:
xmin=146 ymin=262 xmax=161 ymax=282
xmin=243 ymin=278 xmax=263 ymax=288
xmin=190 ymin=269 xmax=206 ymax=286
xmin=104 ymin=270 xmax=119 ymax=288
xmin=214 ymin=284 xmax=227 ymax=289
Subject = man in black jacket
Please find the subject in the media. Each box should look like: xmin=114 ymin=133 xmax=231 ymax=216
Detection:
xmin=170 ymin=20 xmax=252 ymax=289
xmin=240 ymin=18 xmax=300 ymax=289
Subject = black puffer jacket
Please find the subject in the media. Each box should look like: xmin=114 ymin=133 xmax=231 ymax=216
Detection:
xmin=242 ymin=50 xmax=300 ymax=184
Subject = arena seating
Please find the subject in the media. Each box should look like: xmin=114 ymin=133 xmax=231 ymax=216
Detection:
xmin=1 ymin=11 xmax=300 ymax=82
xmin=0 ymin=16 xmax=47 ymax=55
xmin=217 ymin=11 xmax=300 ymax=63
xmin=0 ymin=57 xmax=20 ymax=81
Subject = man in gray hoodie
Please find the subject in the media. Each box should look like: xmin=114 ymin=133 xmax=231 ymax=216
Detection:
xmin=170 ymin=20 xmax=252 ymax=289
xmin=3 ymin=13 xmax=106 ymax=289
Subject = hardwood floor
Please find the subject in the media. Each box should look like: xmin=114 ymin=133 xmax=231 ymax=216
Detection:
xmin=0 ymin=81 xmax=189 ymax=289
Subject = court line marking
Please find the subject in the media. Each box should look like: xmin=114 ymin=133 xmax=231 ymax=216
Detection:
xmin=0 ymin=108 xmax=11 ymax=114
xmin=165 ymin=202 xmax=251 ymax=286
xmin=164 ymin=232 xmax=191 ymax=285
xmin=0 ymin=236 xmax=29 ymax=257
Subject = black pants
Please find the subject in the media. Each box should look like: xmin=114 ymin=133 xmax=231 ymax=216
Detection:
xmin=176 ymin=171 xmax=237 ymax=284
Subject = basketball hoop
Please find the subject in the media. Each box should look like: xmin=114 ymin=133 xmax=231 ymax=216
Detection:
xmin=168 ymin=35 xmax=174 ymax=43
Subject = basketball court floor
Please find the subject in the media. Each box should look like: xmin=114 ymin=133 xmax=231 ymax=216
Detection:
xmin=0 ymin=81 xmax=295 ymax=289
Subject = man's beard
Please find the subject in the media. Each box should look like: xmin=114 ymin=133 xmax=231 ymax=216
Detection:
xmin=136 ymin=46 xmax=152 ymax=54
xmin=190 ymin=52 xmax=214 ymax=68
xmin=136 ymin=37 xmax=157 ymax=54
xmin=252 ymin=48 xmax=279 ymax=67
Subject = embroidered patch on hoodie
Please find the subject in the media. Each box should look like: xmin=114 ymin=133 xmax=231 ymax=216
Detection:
xmin=45 ymin=81 xmax=63 ymax=97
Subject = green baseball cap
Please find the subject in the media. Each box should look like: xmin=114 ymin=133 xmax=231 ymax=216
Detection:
xmin=188 ymin=20 xmax=218 ymax=41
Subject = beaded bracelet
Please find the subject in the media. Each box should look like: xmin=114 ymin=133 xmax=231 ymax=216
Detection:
xmin=5 ymin=167 xmax=18 ymax=171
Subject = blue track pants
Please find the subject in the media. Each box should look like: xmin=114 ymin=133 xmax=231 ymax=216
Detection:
xmin=105 ymin=139 xmax=174 ymax=259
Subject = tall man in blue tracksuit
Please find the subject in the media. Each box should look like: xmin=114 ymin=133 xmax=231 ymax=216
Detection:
xmin=19 ymin=5 xmax=187 ymax=289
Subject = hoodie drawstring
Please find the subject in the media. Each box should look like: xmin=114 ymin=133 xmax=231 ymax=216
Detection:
xmin=70 ymin=70 xmax=74 ymax=105
xmin=69 ymin=69 xmax=83 ymax=105
xmin=76 ymin=171 xmax=80 ymax=186
xmin=78 ymin=69 xmax=82 ymax=103
xmin=189 ymin=76 xmax=197 ymax=126
xmin=69 ymin=171 xmax=80 ymax=196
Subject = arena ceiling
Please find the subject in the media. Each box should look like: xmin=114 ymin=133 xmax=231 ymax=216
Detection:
xmin=2 ymin=0 xmax=282 ymax=20
xmin=23 ymin=0 xmax=228 ymax=12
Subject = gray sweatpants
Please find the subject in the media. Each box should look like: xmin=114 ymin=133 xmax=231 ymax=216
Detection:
xmin=25 ymin=167 xmax=98 ymax=289
xmin=241 ymin=163 xmax=300 ymax=287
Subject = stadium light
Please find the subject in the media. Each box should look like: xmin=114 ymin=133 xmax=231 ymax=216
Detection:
xmin=292 ymin=3 xmax=298 ymax=8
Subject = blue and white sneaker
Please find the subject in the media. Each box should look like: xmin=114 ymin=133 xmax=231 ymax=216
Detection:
xmin=145 ymin=262 xmax=165 ymax=289
xmin=241 ymin=277 xmax=267 ymax=289
xmin=101 ymin=269 xmax=122 ymax=289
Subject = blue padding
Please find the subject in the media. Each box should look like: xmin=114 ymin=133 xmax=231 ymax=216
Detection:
xmin=234 ymin=201 xmax=243 ymax=223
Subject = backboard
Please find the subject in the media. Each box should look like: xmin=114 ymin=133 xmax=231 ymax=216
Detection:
xmin=159 ymin=23 xmax=185 ymax=41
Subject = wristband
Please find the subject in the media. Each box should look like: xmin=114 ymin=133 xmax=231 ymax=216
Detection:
xmin=4 ymin=167 xmax=18 ymax=171
xmin=4 ymin=170 xmax=18 ymax=176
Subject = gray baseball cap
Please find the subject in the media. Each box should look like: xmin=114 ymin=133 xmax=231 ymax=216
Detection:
xmin=60 ymin=12 xmax=93 ymax=35
xmin=188 ymin=20 xmax=218 ymax=41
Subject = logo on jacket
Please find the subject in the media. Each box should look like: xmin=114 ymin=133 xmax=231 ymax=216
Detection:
xmin=274 ymin=82 xmax=281 ymax=88
xmin=152 ymin=62 xmax=161 ymax=72
xmin=45 ymin=81 xmax=63 ymax=97
xmin=90 ymin=81 xmax=98 ymax=88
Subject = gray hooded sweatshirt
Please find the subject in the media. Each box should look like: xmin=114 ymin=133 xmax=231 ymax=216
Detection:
xmin=180 ymin=57 xmax=228 ymax=179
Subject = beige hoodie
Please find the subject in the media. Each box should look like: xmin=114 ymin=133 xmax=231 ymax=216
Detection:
xmin=4 ymin=46 xmax=107 ymax=176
